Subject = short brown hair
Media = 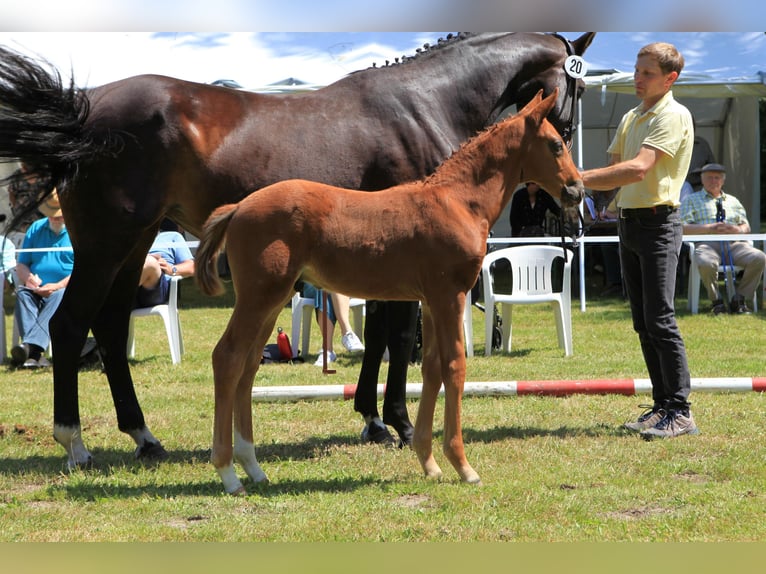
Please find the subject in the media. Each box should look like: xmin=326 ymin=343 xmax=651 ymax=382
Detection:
xmin=638 ymin=42 xmax=685 ymax=76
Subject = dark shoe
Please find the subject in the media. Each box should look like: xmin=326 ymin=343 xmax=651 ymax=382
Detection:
xmin=730 ymin=294 xmax=751 ymax=314
xmin=623 ymin=404 xmax=666 ymax=432
xmin=361 ymin=420 xmax=396 ymax=447
xmin=711 ymin=299 xmax=727 ymax=315
xmin=640 ymin=409 xmax=699 ymax=440
xmin=10 ymin=343 xmax=30 ymax=366
xmin=22 ymin=358 xmax=41 ymax=369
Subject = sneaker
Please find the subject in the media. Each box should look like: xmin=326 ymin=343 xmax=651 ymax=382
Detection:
xmin=360 ymin=420 xmax=396 ymax=446
xmin=729 ymin=294 xmax=751 ymax=315
xmin=623 ymin=405 xmax=666 ymax=432
xmin=10 ymin=344 xmax=30 ymax=366
xmin=341 ymin=331 xmax=365 ymax=352
xmin=640 ymin=409 xmax=699 ymax=440
xmin=711 ymin=299 xmax=727 ymax=315
xmin=312 ymin=350 xmax=336 ymax=367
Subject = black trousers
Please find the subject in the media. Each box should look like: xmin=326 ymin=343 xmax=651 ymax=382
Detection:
xmin=618 ymin=208 xmax=691 ymax=410
xmin=353 ymin=300 xmax=418 ymax=436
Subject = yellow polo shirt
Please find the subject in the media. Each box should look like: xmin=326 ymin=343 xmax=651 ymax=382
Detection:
xmin=607 ymin=90 xmax=693 ymax=209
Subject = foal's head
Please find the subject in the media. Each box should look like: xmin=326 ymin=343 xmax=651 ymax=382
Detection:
xmin=517 ymin=89 xmax=584 ymax=209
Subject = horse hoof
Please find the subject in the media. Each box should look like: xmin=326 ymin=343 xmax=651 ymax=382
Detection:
xmin=461 ymin=469 xmax=482 ymax=485
xmin=230 ymin=485 xmax=248 ymax=496
xmin=135 ymin=441 xmax=169 ymax=462
xmin=66 ymin=455 xmax=93 ymax=471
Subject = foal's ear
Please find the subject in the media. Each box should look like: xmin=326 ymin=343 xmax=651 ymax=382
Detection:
xmin=517 ymin=89 xmax=544 ymax=118
xmin=524 ymin=88 xmax=558 ymax=124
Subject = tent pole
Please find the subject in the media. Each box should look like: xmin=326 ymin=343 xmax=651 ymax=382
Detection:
xmin=576 ymin=97 xmax=587 ymax=312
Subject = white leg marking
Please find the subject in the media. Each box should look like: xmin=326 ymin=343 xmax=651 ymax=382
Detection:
xmin=53 ymin=424 xmax=93 ymax=469
xmin=128 ymin=427 xmax=159 ymax=447
xmin=234 ymin=431 xmax=268 ymax=484
xmin=217 ymin=463 xmax=246 ymax=495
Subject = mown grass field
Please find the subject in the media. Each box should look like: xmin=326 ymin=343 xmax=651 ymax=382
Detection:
xmin=2 ymin=279 xmax=765 ymax=547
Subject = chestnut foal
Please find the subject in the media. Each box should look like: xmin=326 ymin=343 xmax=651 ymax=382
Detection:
xmin=196 ymin=90 xmax=584 ymax=494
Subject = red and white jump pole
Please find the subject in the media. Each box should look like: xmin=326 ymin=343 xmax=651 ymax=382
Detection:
xmin=252 ymin=377 xmax=766 ymax=402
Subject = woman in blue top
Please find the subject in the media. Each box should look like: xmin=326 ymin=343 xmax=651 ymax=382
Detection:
xmin=12 ymin=190 xmax=73 ymax=368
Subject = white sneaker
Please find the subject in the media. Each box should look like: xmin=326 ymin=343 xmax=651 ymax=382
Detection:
xmin=313 ymin=350 xmax=337 ymax=366
xmin=341 ymin=331 xmax=365 ymax=352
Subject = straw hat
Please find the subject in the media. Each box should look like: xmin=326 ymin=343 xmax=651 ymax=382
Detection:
xmin=38 ymin=189 xmax=62 ymax=218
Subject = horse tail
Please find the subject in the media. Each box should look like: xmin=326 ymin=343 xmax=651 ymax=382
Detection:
xmin=196 ymin=203 xmax=239 ymax=297
xmin=0 ymin=45 xmax=118 ymax=232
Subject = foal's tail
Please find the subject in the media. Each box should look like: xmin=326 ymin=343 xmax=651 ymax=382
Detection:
xmin=0 ymin=45 xmax=117 ymax=231
xmin=196 ymin=204 xmax=239 ymax=297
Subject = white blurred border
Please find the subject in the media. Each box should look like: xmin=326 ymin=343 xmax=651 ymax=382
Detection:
xmin=1 ymin=0 xmax=763 ymax=32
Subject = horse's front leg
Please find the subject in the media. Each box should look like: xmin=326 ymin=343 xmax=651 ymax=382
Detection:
xmin=432 ymin=294 xmax=480 ymax=484
xmin=412 ymin=304 xmax=443 ymax=480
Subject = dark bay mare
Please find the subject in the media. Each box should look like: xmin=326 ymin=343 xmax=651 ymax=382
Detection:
xmin=0 ymin=32 xmax=594 ymax=475
xmin=196 ymin=91 xmax=584 ymax=494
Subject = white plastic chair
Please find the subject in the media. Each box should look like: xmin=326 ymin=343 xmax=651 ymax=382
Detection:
xmin=686 ymin=241 xmax=759 ymax=314
xmin=480 ymin=245 xmax=573 ymax=356
xmin=128 ymin=275 xmax=184 ymax=364
xmin=290 ymin=291 xmax=365 ymax=359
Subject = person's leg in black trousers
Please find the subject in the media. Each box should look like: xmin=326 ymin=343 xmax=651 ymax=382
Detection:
xmin=354 ymin=300 xmax=418 ymax=446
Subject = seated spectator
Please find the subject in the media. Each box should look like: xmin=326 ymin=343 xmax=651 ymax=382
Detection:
xmin=1 ymin=221 xmax=16 ymax=287
xmin=509 ymin=182 xmax=561 ymax=237
xmin=6 ymin=162 xmax=49 ymax=248
xmin=301 ymin=283 xmax=364 ymax=366
xmin=11 ymin=190 xmax=72 ymax=368
xmin=680 ymin=163 xmax=766 ymax=314
xmin=136 ymin=220 xmax=194 ymax=308
xmin=584 ymin=194 xmax=622 ymax=297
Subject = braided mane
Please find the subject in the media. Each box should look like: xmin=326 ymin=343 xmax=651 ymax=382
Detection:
xmin=357 ymin=32 xmax=474 ymax=72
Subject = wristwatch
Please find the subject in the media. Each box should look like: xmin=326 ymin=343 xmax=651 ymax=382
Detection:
xmin=171 ymin=266 xmax=177 ymax=276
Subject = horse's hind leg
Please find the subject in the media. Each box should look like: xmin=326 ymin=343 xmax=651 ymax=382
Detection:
xmin=89 ymin=246 xmax=169 ymax=462
xmin=232 ymin=310 xmax=284 ymax=487
xmin=212 ymin=299 xmax=283 ymax=495
xmin=50 ymin=252 xmax=128 ymax=469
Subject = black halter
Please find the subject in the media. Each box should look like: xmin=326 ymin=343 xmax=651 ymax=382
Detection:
xmin=549 ymin=33 xmax=583 ymax=261
xmin=549 ymin=32 xmax=579 ymax=146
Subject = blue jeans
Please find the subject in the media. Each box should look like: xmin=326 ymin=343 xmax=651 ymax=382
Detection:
xmin=14 ymin=287 xmax=65 ymax=351
xmin=618 ymin=208 xmax=691 ymax=410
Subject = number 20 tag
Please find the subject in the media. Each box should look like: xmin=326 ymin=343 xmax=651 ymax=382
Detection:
xmin=565 ymin=55 xmax=587 ymax=79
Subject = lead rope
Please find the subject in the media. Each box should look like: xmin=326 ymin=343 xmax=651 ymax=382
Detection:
xmin=558 ymin=207 xmax=585 ymax=263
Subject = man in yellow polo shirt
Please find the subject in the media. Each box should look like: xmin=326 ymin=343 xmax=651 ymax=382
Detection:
xmin=581 ymin=42 xmax=697 ymax=440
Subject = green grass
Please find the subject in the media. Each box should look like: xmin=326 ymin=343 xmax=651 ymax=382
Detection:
xmin=1 ymin=281 xmax=765 ymax=542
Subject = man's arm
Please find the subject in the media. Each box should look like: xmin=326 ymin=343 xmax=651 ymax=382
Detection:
xmin=581 ymin=146 xmax=663 ymax=191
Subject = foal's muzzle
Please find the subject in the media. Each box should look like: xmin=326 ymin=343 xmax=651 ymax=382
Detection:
xmin=560 ymin=180 xmax=584 ymax=207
